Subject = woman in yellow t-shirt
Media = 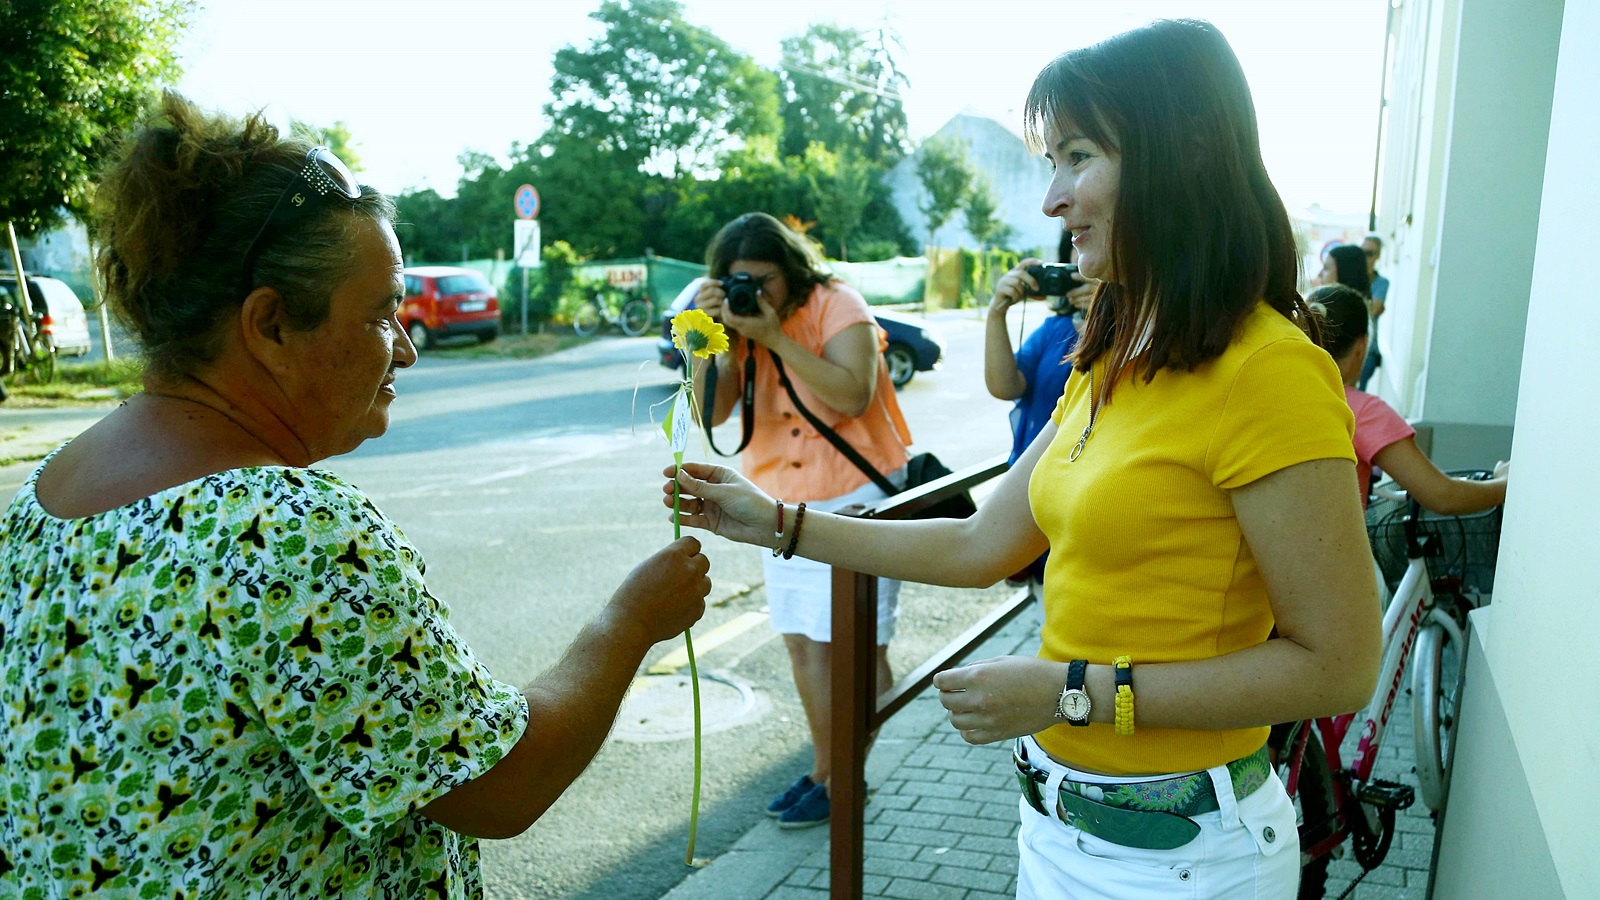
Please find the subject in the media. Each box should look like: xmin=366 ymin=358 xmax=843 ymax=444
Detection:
xmin=666 ymin=19 xmax=1380 ymax=900
xmin=690 ymin=212 xmax=913 ymax=829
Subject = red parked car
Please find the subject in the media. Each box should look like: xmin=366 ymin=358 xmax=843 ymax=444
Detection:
xmin=400 ymin=267 xmax=500 ymax=348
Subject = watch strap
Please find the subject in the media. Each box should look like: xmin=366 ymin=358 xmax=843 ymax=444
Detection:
xmin=1113 ymin=656 xmax=1134 ymax=736
xmin=1058 ymin=659 xmax=1091 ymax=726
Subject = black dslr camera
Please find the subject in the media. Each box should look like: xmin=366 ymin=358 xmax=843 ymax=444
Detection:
xmin=721 ymin=272 xmax=762 ymax=316
xmin=1026 ymin=263 xmax=1080 ymax=297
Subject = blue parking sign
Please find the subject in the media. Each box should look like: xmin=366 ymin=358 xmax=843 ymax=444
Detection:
xmin=514 ymin=184 xmax=540 ymax=220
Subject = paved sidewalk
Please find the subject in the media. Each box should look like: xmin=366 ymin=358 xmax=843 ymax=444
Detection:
xmin=663 ymin=611 xmax=1439 ymax=900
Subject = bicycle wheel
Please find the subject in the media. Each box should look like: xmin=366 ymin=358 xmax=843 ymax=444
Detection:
xmin=619 ymin=299 xmax=653 ymax=337
xmin=1282 ymin=727 xmax=1335 ymax=900
xmin=572 ymin=303 xmax=601 ymax=337
xmin=27 ymin=333 xmax=56 ymax=385
xmin=1412 ymin=619 xmax=1466 ymax=812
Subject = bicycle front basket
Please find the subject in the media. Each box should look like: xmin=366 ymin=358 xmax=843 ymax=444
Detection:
xmin=1366 ymin=471 xmax=1504 ymax=596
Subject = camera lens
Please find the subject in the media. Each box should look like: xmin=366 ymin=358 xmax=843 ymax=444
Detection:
xmin=722 ymin=274 xmax=760 ymax=316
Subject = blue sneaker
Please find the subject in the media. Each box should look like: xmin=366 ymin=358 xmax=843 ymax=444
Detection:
xmin=766 ymin=775 xmax=816 ymax=818
xmin=777 ymin=782 xmax=830 ymax=829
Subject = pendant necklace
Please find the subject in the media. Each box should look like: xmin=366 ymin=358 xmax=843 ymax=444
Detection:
xmin=1069 ymin=368 xmax=1100 ymax=462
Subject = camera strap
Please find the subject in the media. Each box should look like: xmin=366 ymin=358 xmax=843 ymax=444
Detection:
xmin=701 ymin=337 xmax=755 ymax=456
xmin=768 ymin=351 xmax=899 ymax=497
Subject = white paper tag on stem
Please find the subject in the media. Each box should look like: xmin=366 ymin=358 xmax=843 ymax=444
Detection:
xmin=669 ymin=389 xmax=693 ymax=458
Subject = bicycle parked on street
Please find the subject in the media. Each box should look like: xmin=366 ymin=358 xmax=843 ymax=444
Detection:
xmin=0 ymin=279 xmax=57 ymax=393
xmin=573 ymin=288 xmax=652 ymax=337
xmin=1277 ymin=470 xmax=1501 ymax=899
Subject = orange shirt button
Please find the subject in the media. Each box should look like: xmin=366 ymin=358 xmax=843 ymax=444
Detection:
xmin=791 ymin=461 xmax=802 ymax=468
xmin=783 ymin=411 xmax=793 ymax=419
xmin=791 ymin=428 xmax=801 ymax=437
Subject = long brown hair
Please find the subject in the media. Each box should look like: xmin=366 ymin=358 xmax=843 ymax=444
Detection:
xmin=1325 ymin=244 xmax=1372 ymax=297
xmin=1025 ymin=19 xmax=1315 ymax=388
xmin=705 ymin=212 xmax=833 ymax=316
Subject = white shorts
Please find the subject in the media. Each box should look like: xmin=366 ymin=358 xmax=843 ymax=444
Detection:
xmin=1014 ymin=735 xmax=1300 ymax=900
xmin=764 ymin=469 xmax=904 ymax=645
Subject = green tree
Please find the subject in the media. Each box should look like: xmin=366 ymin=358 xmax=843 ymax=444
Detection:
xmin=806 ymin=146 xmax=872 ymax=261
xmin=529 ymin=133 xmax=659 ymax=259
xmin=657 ymin=136 xmax=797 ymax=261
xmin=449 ymin=149 xmax=525 ymax=260
xmin=778 ymin=23 xmax=910 ymax=165
xmin=915 ymin=135 xmax=976 ymax=251
xmin=543 ymin=0 xmax=780 ymax=181
xmin=961 ymin=174 xmax=1007 ymax=301
xmin=392 ymin=187 xmax=459 ymax=263
xmin=650 ymin=136 xmax=913 ymax=265
xmin=0 ymin=0 xmax=194 ymax=236
xmin=962 ymin=174 xmax=1002 ymax=250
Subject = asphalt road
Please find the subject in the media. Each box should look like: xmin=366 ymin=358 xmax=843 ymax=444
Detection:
xmin=2 ymin=305 xmax=1041 ymax=898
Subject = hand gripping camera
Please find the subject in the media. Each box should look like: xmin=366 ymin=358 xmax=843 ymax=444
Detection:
xmin=720 ymin=272 xmax=762 ymax=317
xmin=1025 ymin=263 xmax=1080 ymax=297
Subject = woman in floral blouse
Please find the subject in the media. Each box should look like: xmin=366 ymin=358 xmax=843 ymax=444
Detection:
xmin=0 ymin=92 xmax=710 ymax=898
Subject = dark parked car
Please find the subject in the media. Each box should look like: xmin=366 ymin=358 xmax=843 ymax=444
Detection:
xmin=655 ymin=281 xmax=943 ymax=388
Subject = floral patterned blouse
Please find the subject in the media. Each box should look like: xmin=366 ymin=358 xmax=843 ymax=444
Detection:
xmin=0 ymin=460 xmax=528 ymax=898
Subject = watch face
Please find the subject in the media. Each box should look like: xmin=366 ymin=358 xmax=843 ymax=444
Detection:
xmin=1062 ymin=691 xmax=1091 ymax=720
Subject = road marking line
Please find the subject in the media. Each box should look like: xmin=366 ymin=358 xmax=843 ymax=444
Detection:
xmin=465 ymin=465 xmax=532 ymax=486
xmin=648 ymin=611 xmax=769 ymax=674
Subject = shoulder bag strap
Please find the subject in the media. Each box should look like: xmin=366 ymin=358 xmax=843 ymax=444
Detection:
xmin=768 ymin=349 xmax=899 ymax=496
xmin=701 ymin=339 xmax=755 ymax=456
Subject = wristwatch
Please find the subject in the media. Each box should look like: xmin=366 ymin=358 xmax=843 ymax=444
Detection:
xmin=1056 ymin=659 xmax=1092 ymax=726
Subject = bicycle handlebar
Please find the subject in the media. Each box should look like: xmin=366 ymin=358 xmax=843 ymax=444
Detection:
xmin=1391 ymin=468 xmax=1499 ymax=556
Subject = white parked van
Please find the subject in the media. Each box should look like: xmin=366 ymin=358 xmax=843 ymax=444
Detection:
xmin=0 ymin=275 xmax=92 ymax=357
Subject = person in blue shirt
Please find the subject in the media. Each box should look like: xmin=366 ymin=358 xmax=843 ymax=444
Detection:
xmin=984 ymin=243 xmax=1092 ymax=584
xmin=1359 ymin=234 xmax=1389 ymax=390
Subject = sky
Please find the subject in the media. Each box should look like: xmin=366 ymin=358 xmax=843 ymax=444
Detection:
xmin=175 ymin=0 xmax=1391 ymax=215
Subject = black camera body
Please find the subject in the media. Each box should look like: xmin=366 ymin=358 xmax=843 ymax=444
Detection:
xmin=721 ymin=273 xmax=762 ymax=316
xmin=1026 ymin=263 xmax=1080 ymax=297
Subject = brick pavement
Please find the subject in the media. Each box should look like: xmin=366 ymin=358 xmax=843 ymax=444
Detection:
xmin=663 ymin=612 xmax=1441 ymax=899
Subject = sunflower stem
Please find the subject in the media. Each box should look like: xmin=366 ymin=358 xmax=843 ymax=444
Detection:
xmin=683 ymin=627 xmax=703 ymax=866
xmin=674 ymin=464 xmax=704 ymax=865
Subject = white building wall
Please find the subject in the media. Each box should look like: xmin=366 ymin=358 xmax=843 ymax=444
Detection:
xmin=1432 ymin=0 xmax=1598 ymax=896
xmin=1415 ymin=0 xmax=1560 ymax=427
xmin=1371 ymin=0 xmax=1462 ymax=415
xmin=1374 ymin=0 xmax=1559 ymax=470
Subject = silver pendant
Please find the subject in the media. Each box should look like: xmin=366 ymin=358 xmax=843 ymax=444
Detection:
xmin=1069 ymin=424 xmax=1091 ymax=462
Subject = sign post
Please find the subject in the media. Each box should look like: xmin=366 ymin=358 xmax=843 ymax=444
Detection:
xmin=513 ymin=184 xmax=541 ymax=335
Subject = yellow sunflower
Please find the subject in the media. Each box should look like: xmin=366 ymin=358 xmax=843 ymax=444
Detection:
xmin=671 ymin=308 xmax=730 ymax=359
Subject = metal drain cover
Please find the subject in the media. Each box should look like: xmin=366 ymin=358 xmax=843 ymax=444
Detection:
xmin=611 ymin=671 xmax=767 ymax=743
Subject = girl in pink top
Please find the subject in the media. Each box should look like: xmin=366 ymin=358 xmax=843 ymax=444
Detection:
xmin=1308 ymin=285 xmax=1508 ymax=512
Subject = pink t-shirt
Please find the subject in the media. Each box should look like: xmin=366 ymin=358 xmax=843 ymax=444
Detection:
xmin=739 ymin=281 xmax=912 ymax=501
xmin=1345 ymin=386 xmax=1416 ymax=506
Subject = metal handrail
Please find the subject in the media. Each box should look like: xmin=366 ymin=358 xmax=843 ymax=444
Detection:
xmin=827 ymin=454 xmax=1033 ymax=898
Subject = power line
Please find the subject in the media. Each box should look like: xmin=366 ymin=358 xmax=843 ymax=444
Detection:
xmin=678 ymin=15 xmax=908 ymax=103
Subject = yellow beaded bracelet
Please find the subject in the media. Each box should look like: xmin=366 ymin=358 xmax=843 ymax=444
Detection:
xmin=1113 ymin=655 xmax=1135 ymax=736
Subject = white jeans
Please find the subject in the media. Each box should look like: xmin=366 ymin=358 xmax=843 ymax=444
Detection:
xmin=764 ymin=468 xmax=906 ymax=644
xmin=1015 ymin=736 xmax=1300 ymax=900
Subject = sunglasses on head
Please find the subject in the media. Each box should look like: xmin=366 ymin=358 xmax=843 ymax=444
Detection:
xmin=240 ymin=146 xmax=361 ymax=295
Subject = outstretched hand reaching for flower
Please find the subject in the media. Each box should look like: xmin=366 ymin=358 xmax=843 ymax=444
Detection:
xmin=663 ymin=463 xmax=779 ymax=550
